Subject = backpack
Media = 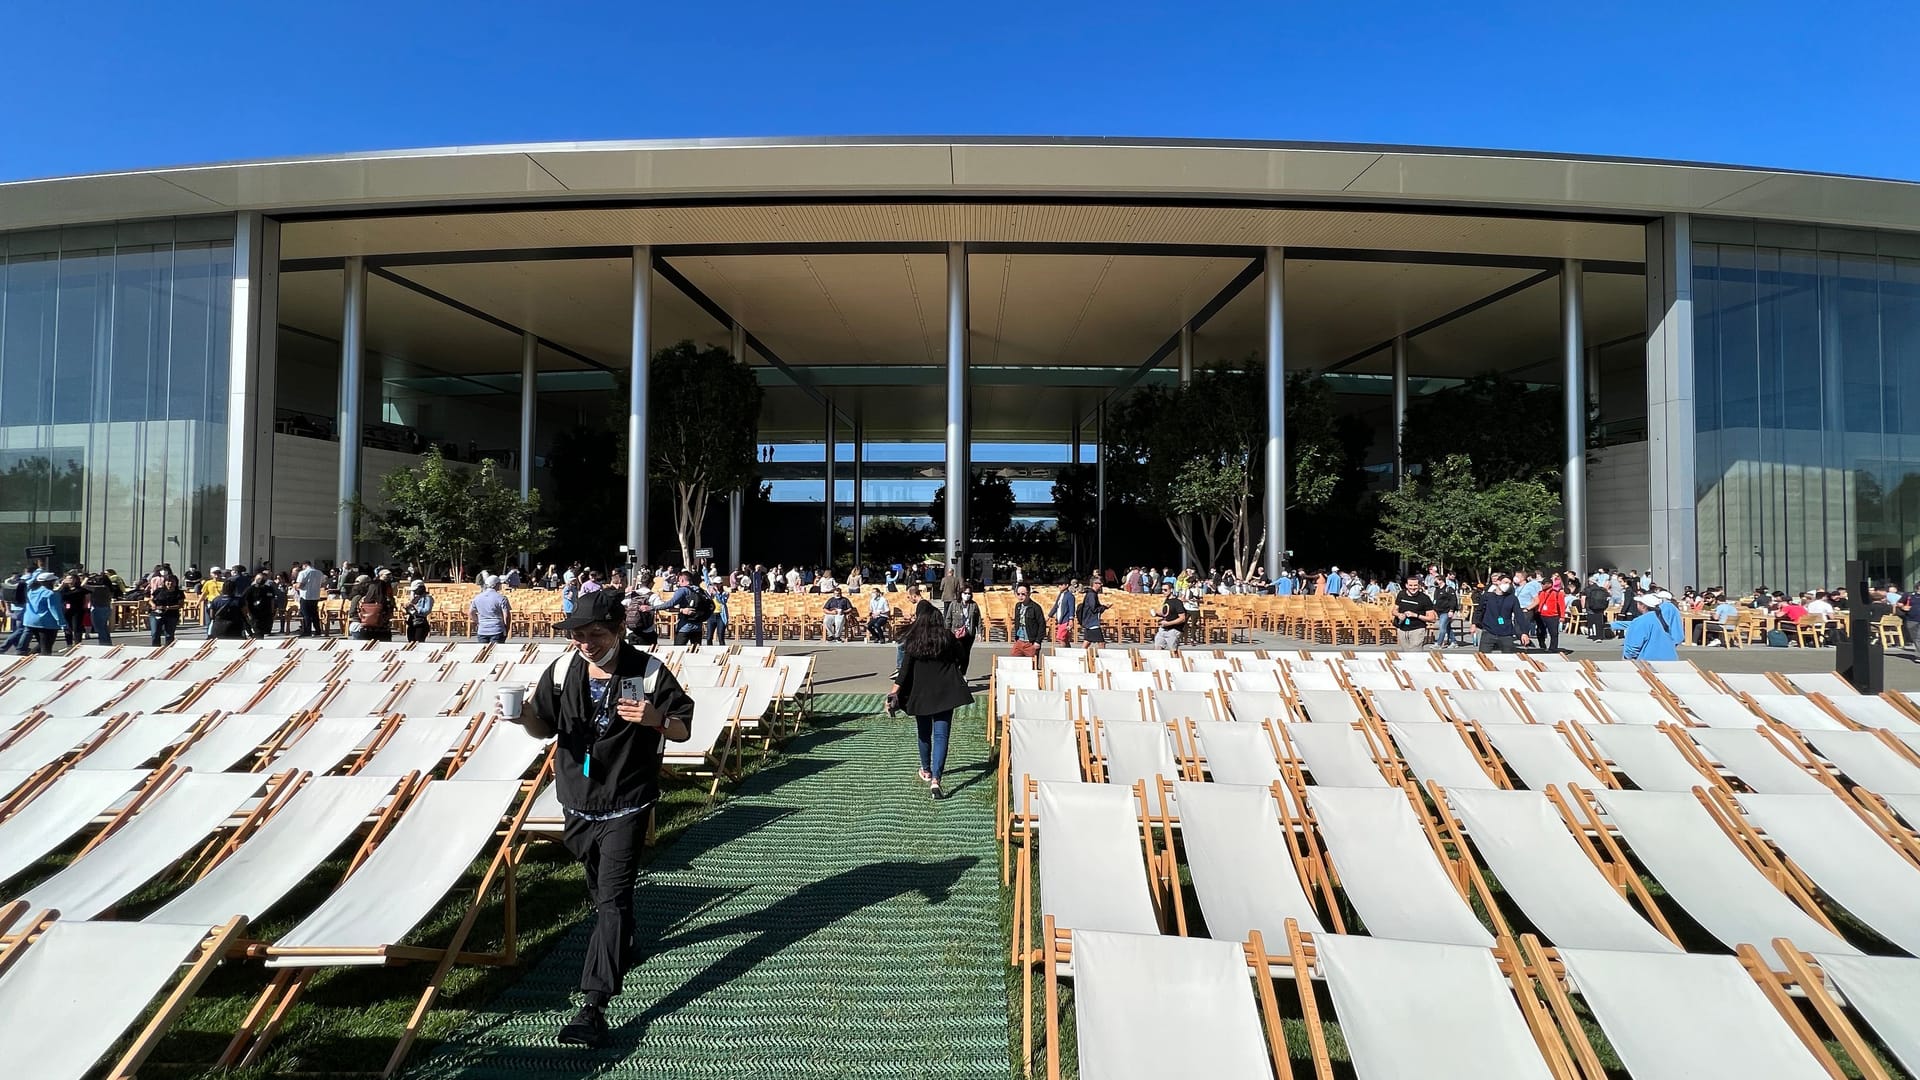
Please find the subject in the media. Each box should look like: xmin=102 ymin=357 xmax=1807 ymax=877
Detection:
xmin=1077 ymin=593 xmax=1101 ymax=626
xmin=357 ymin=600 xmax=387 ymax=629
xmin=688 ymin=589 xmax=715 ymax=622
xmin=624 ymin=594 xmax=652 ymax=630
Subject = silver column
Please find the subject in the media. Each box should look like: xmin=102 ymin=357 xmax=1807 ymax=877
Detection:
xmin=225 ymin=212 xmax=278 ymax=568
xmin=1562 ymin=259 xmax=1587 ymax=575
xmin=730 ymin=320 xmax=747 ymax=571
xmin=628 ymin=246 xmax=652 ymax=563
xmin=1262 ymin=247 xmax=1286 ymax=578
xmin=851 ymin=417 xmax=864 ymax=572
xmin=1095 ymin=404 xmax=1107 ymax=574
xmin=1071 ymin=416 xmax=1081 ymax=465
xmin=1645 ymin=216 xmax=1698 ymax=588
xmin=823 ymin=405 xmax=835 ymax=566
xmin=944 ymin=242 xmax=969 ymax=571
xmin=335 ymin=254 xmax=366 ymax=568
xmin=1391 ymin=334 xmax=1409 ymax=486
xmin=1179 ymin=323 xmax=1194 ymax=385
xmin=519 ymin=332 xmax=536 ymax=499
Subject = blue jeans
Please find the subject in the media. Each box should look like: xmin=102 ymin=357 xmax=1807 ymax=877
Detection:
xmin=149 ymin=611 xmax=179 ymax=646
xmin=916 ymin=709 xmax=953 ymax=781
xmin=1 ymin=605 xmax=24 ymax=653
xmin=476 ymin=632 xmax=507 ymax=644
xmin=91 ymin=603 xmax=113 ymax=644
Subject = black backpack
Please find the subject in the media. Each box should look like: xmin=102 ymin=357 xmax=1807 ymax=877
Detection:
xmin=688 ymin=589 xmax=715 ymax=622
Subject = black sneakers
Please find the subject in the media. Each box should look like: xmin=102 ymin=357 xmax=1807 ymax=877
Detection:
xmin=558 ymin=1004 xmax=608 ymax=1047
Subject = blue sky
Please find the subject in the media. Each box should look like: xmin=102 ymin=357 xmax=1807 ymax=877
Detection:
xmin=2 ymin=2 xmax=1915 ymax=183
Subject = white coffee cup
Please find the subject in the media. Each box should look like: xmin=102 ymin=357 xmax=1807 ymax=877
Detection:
xmin=496 ymin=684 xmax=526 ymax=718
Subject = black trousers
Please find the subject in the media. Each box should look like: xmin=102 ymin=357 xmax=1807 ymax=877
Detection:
xmin=298 ymin=598 xmax=321 ymax=636
xmin=561 ymin=810 xmax=649 ymax=1003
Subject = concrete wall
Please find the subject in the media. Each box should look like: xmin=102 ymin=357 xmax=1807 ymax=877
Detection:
xmin=1587 ymin=439 xmax=1651 ymax=573
xmin=268 ymin=432 xmax=422 ymax=566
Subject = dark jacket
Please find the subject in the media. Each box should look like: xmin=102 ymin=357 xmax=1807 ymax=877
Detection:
xmin=896 ymin=638 xmax=972 ymax=717
xmin=1476 ymin=589 xmax=1521 ymax=637
xmin=533 ymin=644 xmax=697 ymax=816
xmin=1012 ymin=598 xmax=1047 ymax=644
xmin=945 ymin=599 xmax=983 ymax=639
xmin=208 ymin=579 xmax=251 ymax=638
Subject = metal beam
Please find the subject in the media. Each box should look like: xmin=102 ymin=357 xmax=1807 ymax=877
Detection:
xmin=1092 ymin=255 xmax=1264 ymax=424
xmin=366 ymin=265 xmax=612 ymax=373
xmin=1321 ymin=269 xmax=1560 ymax=374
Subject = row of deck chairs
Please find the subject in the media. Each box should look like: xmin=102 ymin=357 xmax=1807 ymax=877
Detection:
xmin=1000 ymin=653 xmax=1920 ymax=1078
xmin=0 ymin=636 xmax=809 ymax=1079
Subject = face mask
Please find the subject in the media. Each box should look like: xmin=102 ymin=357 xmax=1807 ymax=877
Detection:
xmin=1496 ymin=583 xmax=1511 ymax=594
xmin=578 ymin=637 xmax=619 ymax=668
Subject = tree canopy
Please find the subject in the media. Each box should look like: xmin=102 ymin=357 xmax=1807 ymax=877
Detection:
xmin=1373 ymin=454 xmax=1561 ymax=575
xmin=645 ymin=340 xmax=764 ymax=566
xmin=928 ymin=470 xmax=1016 ymax=545
xmin=354 ymin=447 xmax=551 ymax=578
xmin=1399 ymin=373 xmax=1568 ymax=483
xmin=1049 ymin=463 xmax=1098 ymax=573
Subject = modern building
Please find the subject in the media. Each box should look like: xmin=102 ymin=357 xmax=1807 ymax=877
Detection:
xmin=1 ymin=137 xmax=1917 ymax=591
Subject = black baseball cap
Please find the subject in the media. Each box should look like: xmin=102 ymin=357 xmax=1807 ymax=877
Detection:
xmin=557 ymin=589 xmax=623 ymax=630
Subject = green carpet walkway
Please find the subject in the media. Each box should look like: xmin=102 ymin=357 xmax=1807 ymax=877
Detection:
xmin=410 ymin=693 xmax=1008 ymax=1079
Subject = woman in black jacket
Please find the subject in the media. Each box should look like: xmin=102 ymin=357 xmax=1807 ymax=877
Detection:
xmin=890 ymin=600 xmax=973 ymax=799
xmin=207 ymin=576 xmax=251 ymax=639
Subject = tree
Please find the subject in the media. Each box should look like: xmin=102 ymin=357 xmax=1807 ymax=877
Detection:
xmin=353 ymin=447 xmax=551 ymax=578
xmin=541 ymin=421 xmax=624 ymax=566
xmin=861 ymin=516 xmax=933 ymax=568
xmin=928 ymin=470 xmax=1016 ymax=544
xmin=1374 ymin=454 xmax=1560 ymax=576
xmin=1399 ymin=373 xmax=1568 ymax=483
xmin=1050 ymin=463 xmax=1099 ymax=573
xmin=642 ymin=340 xmax=764 ymax=567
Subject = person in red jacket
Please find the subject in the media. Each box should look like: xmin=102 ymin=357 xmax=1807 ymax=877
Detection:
xmin=1535 ymin=575 xmax=1568 ymax=653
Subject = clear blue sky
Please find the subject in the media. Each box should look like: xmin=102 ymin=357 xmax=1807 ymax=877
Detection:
xmin=3 ymin=1 xmax=1915 ymax=183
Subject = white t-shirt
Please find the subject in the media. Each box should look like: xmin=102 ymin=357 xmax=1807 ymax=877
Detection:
xmin=1805 ymin=599 xmax=1835 ymax=616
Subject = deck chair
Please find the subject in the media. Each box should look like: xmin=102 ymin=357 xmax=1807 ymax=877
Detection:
xmin=10 ymin=772 xmax=272 ymax=921
xmin=1438 ymin=786 xmax=1677 ymax=952
xmin=1783 ymin=671 xmax=1857 ymax=696
xmin=1225 ymin=690 xmax=1289 ymax=724
xmin=0 ymin=769 xmax=153 ymax=885
xmin=1715 ymin=671 xmax=1785 ymax=697
xmin=1053 ymin=670 xmax=1102 ymax=697
xmin=1343 ymin=668 xmax=1401 ymax=693
xmin=1529 ymin=671 xmax=1594 ymax=694
xmin=1386 ymin=721 xmax=1503 ymax=789
xmin=1734 ymin=792 xmax=1920 ymax=956
xmin=1443 ymin=688 xmax=1527 ymax=726
xmin=150 ymin=775 xmax=410 ymax=926
xmin=1010 ymin=688 xmax=1071 ymax=723
xmin=1582 ymin=788 xmax=1858 ymax=968
xmin=36 ymin=680 xmax=132 ymax=718
xmin=1591 ymin=672 xmax=1659 ymax=694
xmin=1774 ymin=950 xmax=1920 ymax=1078
xmin=0 ymin=914 xmax=249 ymax=1080
xmin=0 ymin=715 xmax=116 ymax=773
xmin=1463 ymin=669 xmax=1531 ymax=692
xmin=1575 ymin=723 xmax=1718 ymax=792
xmin=1402 ymin=667 xmax=1465 ymax=692
xmin=1672 ymin=692 xmax=1763 ymax=728
xmin=225 ymin=778 xmax=531 ymax=1076
xmin=1079 ymin=688 xmax=1147 ymax=725
xmin=314 ymin=681 xmax=398 ymax=717
xmin=1299 ymin=785 xmax=1495 ymax=947
xmin=666 ymin=685 xmax=746 ymax=798
xmin=1103 ymin=669 xmax=1157 ymax=694
xmin=250 ymin=680 xmax=329 ymax=714
xmin=1367 ymin=688 xmax=1446 ymax=725
xmin=1818 ymin=693 xmax=1920 ymax=734
xmin=173 ymin=713 xmax=299 ymax=773
xmin=1163 ymin=670 xmax=1222 ymax=694
xmin=1095 ymin=722 xmax=1183 ymax=821
xmin=1510 ymin=690 xmax=1599 ymax=725
xmin=72 ymin=713 xmax=201 ymax=771
xmin=1301 ymin=932 xmax=1559 ymax=1080
xmin=1281 ymin=723 xmax=1393 ymax=787
xmin=1173 ymin=781 xmax=1323 ymax=942
xmin=1187 ymin=721 xmax=1291 ymax=795
xmin=1225 ymin=669 xmax=1280 ymax=693
xmin=189 ymin=681 xmax=272 ymax=714
xmin=1149 ymin=688 xmax=1219 ymax=725
xmin=1283 ymin=667 xmax=1345 ymax=693
xmin=1589 ymin=688 xmax=1685 ymax=725
xmin=267 ymin=715 xmax=388 ymax=776
xmin=1650 ymin=670 xmax=1721 ymax=700
xmin=449 ymin=716 xmax=552 ymax=781
xmin=1744 ymin=693 xmax=1848 ymax=731
xmin=0 ymin=679 xmax=64 ymax=714
xmin=1532 ymin=945 xmax=1843 ymax=1080
xmin=358 ymin=715 xmax=475 ymax=778
xmin=109 ymin=679 xmax=202 ymax=714
xmin=1000 ymin=718 xmax=1084 ymax=884
xmin=1293 ymin=688 xmax=1365 ymax=726
xmin=1046 ymin=928 xmax=1282 ymax=1080
xmin=384 ymin=681 xmax=468 ymax=717
xmin=1684 ymin=727 xmax=1828 ymax=793
xmin=1799 ymin=729 xmax=1920 ymax=794
xmin=1477 ymin=723 xmax=1608 ymax=791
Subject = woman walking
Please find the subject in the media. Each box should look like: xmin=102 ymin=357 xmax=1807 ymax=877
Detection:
xmin=890 ymin=600 xmax=972 ymax=800
xmin=355 ymin=577 xmax=396 ymax=642
xmin=147 ymin=572 xmax=184 ymax=645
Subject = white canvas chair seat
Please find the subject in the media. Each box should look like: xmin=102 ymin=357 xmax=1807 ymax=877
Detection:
xmin=674 ymin=665 xmax=729 ymax=689
xmin=1687 ymin=728 xmax=1826 ymax=793
xmin=1174 ymin=781 xmax=1320 ymax=942
xmin=1010 ymin=718 xmax=1083 ymax=803
xmin=0 ymin=716 xmax=110 ymax=772
xmin=1226 ymin=670 xmax=1280 ymax=693
xmin=1443 ymin=688 xmax=1526 ymax=725
xmin=1672 ymin=693 xmax=1761 ymax=729
xmin=110 ymin=679 xmax=200 ymax=714
xmin=437 ymin=643 xmax=490 ymax=663
xmin=1189 ymin=721 xmax=1291 ymax=805
xmin=266 ymin=778 xmax=523 ymax=966
xmin=1401 ymin=668 xmax=1463 ymax=692
xmin=64 ymin=657 xmax=131 ymax=680
xmin=1744 ymin=693 xmax=1847 ymax=731
xmin=1591 ymin=689 xmax=1678 ymax=725
xmin=1343 ymin=670 xmax=1401 ymax=693
xmin=0 ymin=919 xmax=233 ymax=1080
xmin=1314 ymin=934 xmax=1553 ymax=1080
xmin=268 ymin=716 xmax=386 ymax=776
xmin=993 ymin=668 xmax=1041 ymax=721
xmin=1225 ymin=690 xmax=1289 ymax=724
xmin=1592 ymin=673 xmax=1658 ymax=694
xmin=452 ymin=717 xmax=551 ymax=781
xmin=1812 ymin=953 xmax=1920 ymax=1076
xmin=1285 ymin=668 xmax=1344 ymax=693
xmin=521 ymin=780 xmax=564 ymax=832
xmin=730 ymin=666 xmax=782 ymax=723
xmin=1714 ymin=672 xmax=1782 ymax=697
xmin=230 ymin=661 xmax=290 ymax=684
xmin=1053 ymin=671 xmax=1102 ymax=696
xmin=1651 ymin=671 xmax=1720 ymax=699
xmin=1163 ymin=671 xmax=1222 ymax=695
xmin=151 ymin=775 xmax=405 ymax=925
xmin=1529 ymin=672 xmax=1595 ymax=694
xmin=12 ymin=772 xmax=266 ymax=919
xmin=0 ymin=680 xmax=63 ymax=713
xmin=1580 ymin=723 xmax=1713 ymax=792
xmin=1295 ymin=689 xmax=1364 ymax=725
xmin=1510 ymin=690 xmax=1597 ymax=724
xmin=1079 ymin=689 xmax=1146 ymax=724
xmin=1886 ymin=791 xmax=1920 ymax=827
xmin=74 ymin=713 xmax=199 ymax=771
xmin=1478 ymin=723 xmax=1603 ymax=792
xmin=1593 ymin=788 xmax=1859 ymax=968
xmin=1800 ymin=729 xmax=1920 ymax=794
xmin=1071 ymin=930 xmax=1274 ymax=1080
xmin=315 ymin=682 xmax=397 ymax=717
xmin=1034 ymin=782 xmax=1159 ymax=953
xmin=1 ymin=657 xmax=68 ymax=681
xmin=1784 ymin=671 xmax=1856 ymax=696
xmin=1462 ymin=670 xmax=1529 ymax=692
xmin=1739 ymin=792 xmax=1920 ymax=956
xmin=1445 ymin=787 xmax=1676 ymax=953
xmin=1434 ymin=652 xmax=1486 ymax=671
xmin=1305 ymin=786 xmax=1493 ymax=947
xmin=1096 ymin=722 xmax=1179 ymax=797
xmin=1820 ymin=694 xmax=1920 ymax=733
xmin=358 ymin=716 xmax=473 ymax=778
xmin=0 ymin=770 xmax=148 ymax=885
xmin=0 ymin=768 xmax=33 ymax=799
xmin=1009 ymin=689 xmax=1070 ymax=722
xmin=668 ymin=685 xmax=744 ymax=769
xmin=1387 ymin=721 xmax=1499 ymax=789
xmin=1482 ymin=652 xmax=1533 ymax=672
xmin=172 ymin=713 xmax=293 ymax=773
xmin=1556 ymin=948 xmax=1834 ymax=1080
xmin=1285 ymin=725 xmax=1389 ymax=787
xmin=1149 ymin=689 xmax=1218 ymax=725
xmin=35 ymin=680 xmax=131 ymax=718
xmin=384 ymin=681 xmax=469 ymax=717
xmin=1368 ymin=689 xmax=1445 ymax=725
xmin=169 ymin=660 xmax=239 ymax=683
xmin=189 ymin=682 xmax=269 ymax=714
xmin=445 ymin=662 xmax=504 ymax=685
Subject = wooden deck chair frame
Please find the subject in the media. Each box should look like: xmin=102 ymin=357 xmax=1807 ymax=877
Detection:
xmin=1424 ymin=781 xmax=1682 ymax=949
xmin=1271 ymin=719 xmax=1404 ymax=789
xmin=997 ymin=719 xmax=1094 ymax=885
xmin=1514 ymin=934 xmax=1858 ymax=1080
xmin=1162 ymin=769 xmax=1348 ymax=937
xmin=222 ymin=774 xmax=544 ymax=1078
xmin=0 ymin=906 xmax=251 ymax=1080
xmin=1850 ymin=788 xmax=1920 ymax=867
xmin=1037 ymin=915 xmax=1287 ymax=1080
xmin=1658 ymin=721 xmax=1800 ymax=795
xmin=1767 ymin=941 xmax=1903 ymax=1080
xmin=1389 ymin=716 xmax=1513 ymax=790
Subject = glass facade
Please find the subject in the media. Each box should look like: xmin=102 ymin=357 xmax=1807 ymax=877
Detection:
xmin=0 ymin=218 xmax=234 ymax=575
xmin=1694 ymin=221 xmax=1920 ymax=593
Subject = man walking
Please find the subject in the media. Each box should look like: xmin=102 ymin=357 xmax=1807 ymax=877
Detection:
xmin=664 ymin=570 xmax=711 ymax=646
xmin=472 ymin=575 xmax=512 ymax=644
xmin=1474 ymin=573 xmax=1527 ymax=653
xmin=945 ymin=583 xmax=983 ymax=672
xmin=1078 ymin=580 xmax=1108 ymax=646
xmin=1153 ymin=580 xmax=1188 ymax=651
xmin=1051 ymin=581 xmax=1078 ymax=645
xmin=1394 ymin=575 xmax=1436 ymax=649
xmin=1010 ymin=584 xmax=1046 ymax=658
xmin=496 ymin=590 xmax=695 ymax=1048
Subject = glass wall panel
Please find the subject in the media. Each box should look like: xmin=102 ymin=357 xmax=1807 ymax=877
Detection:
xmin=1695 ymin=227 xmax=1920 ymax=593
xmin=0 ymin=219 xmax=233 ymax=575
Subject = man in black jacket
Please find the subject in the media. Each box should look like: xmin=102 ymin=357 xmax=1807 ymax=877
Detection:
xmin=1474 ymin=572 xmax=1528 ymax=653
xmin=1010 ymin=584 xmax=1046 ymax=657
xmin=498 ymin=589 xmax=695 ymax=1047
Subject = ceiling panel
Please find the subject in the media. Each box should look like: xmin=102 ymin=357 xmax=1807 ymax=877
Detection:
xmin=970 ymin=254 xmax=1245 ymax=367
xmin=669 ymin=253 xmax=948 ymax=366
xmin=1357 ymin=271 xmax=1647 ymax=381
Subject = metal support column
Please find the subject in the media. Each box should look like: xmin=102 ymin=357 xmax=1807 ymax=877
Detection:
xmin=1391 ymin=334 xmax=1409 ymax=485
xmin=519 ymin=332 xmax=536 ymax=498
xmin=823 ymin=404 xmax=835 ymax=566
xmin=730 ymin=320 xmax=747 ymax=572
xmin=225 ymin=212 xmax=278 ymax=569
xmin=1645 ymin=216 xmax=1698 ymax=588
xmin=1179 ymin=324 xmax=1194 ymax=385
xmin=1262 ymin=247 xmax=1286 ymax=578
xmin=1071 ymin=416 xmax=1081 ymax=465
xmin=851 ymin=417 xmax=864 ymax=572
xmin=1095 ymin=404 xmax=1107 ymax=575
xmin=1562 ymin=259 xmax=1588 ymax=575
xmin=335 ymin=254 xmax=366 ymax=568
xmin=627 ymin=246 xmax=652 ymax=564
xmin=944 ymin=242 xmax=969 ymax=572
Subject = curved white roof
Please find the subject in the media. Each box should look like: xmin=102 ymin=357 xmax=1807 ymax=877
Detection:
xmin=3 ymin=137 xmax=1919 ymax=233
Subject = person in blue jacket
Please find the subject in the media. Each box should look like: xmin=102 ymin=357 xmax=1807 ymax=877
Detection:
xmin=21 ymin=571 xmax=65 ymax=655
xmin=1621 ymin=593 xmax=1680 ymax=661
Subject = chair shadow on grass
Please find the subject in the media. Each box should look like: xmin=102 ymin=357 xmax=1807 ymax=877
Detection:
xmin=610 ymin=856 xmax=979 ymax=1045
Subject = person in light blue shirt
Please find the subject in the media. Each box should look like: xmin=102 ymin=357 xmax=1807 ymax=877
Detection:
xmin=470 ymin=576 xmax=511 ymax=643
xmin=1325 ymin=568 xmax=1344 ymax=599
xmin=1655 ymin=590 xmax=1686 ymax=647
xmin=1622 ymin=594 xmax=1679 ymax=660
xmin=1275 ymin=573 xmax=1296 ymax=596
